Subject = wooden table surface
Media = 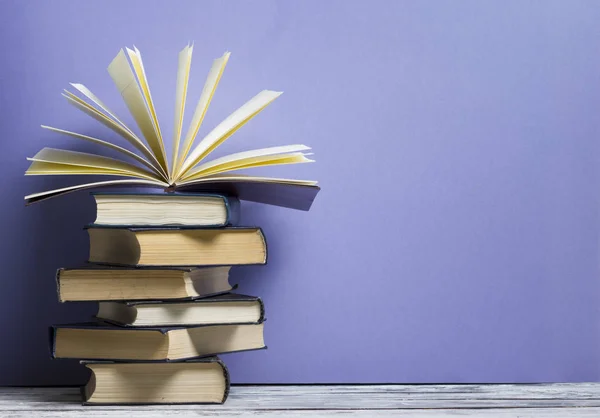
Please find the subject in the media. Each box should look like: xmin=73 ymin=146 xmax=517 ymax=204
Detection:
xmin=2 ymin=384 xmax=600 ymax=417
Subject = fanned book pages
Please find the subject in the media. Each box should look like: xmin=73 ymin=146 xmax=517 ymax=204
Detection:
xmin=25 ymin=44 xmax=319 ymax=210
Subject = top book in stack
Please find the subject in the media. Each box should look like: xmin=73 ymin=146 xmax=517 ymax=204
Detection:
xmin=23 ymin=44 xmax=319 ymax=211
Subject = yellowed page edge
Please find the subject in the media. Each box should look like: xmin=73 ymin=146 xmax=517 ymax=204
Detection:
xmin=171 ymin=44 xmax=193 ymax=180
xmin=26 ymin=161 xmax=149 ymax=178
xmin=62 ymin=90 xmax=139 ymax=142
xmin=28 ymin=148 xmax=159 ymax=180
xmin=107 ymin=49 xmax=168 ymax=173
xmin=178 ymin=174 xmax=318 ymax=187
xmin=178 ymin=90 xmax=282 ymax=177
xmin=41 ymin=126 xmax=162 ymax=176
xmin=179 ymin=98 xmax=278 ymax=176
xmin=182 ymin=153 xmax=314 ymax=181
xmin=186 ymin=144 xmax=311 ymax=177
xmin=25 ymin=179 xmax=168 ymax=201
xmin=26 ymin=160 xmax=159 ymax=182
xmin=176 ymin=51 xmax=230 ymax=178
xmin=69 ymin=83 xmax=137 ymax=137
xmin=127 ymin=46 xmax=167 ymax=167
xmin=62 ymin=92 xmax=166 ymax=178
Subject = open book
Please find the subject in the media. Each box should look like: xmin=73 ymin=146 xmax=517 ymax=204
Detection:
xmin=25 ymin=44 xmax=319 ymax=210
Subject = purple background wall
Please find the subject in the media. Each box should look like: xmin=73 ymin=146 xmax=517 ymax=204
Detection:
xmin=1 ymin=0 xmax=600 ymax=385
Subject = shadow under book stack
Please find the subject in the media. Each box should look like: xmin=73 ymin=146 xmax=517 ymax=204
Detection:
xmin=51 ymin=192 xmax=268 ymax=405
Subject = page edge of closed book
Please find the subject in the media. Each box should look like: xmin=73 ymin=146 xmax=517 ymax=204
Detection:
xmin=95 ymin=291 xmax=260 ymax=327
xmin=120 ymin=293 xmax=259 ymax=306
xmin=71 ymin=286 xmax=235 ymax=304
xmin=79 ymin=356 xmax=228 ymax=405
xmin=83 ymin=225 xmax=258 ymax=232
xmin=91 ymin=191 xmax=238 ymax=226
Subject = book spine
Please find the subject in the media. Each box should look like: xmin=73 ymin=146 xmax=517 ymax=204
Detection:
xmin=80 ymin=385 xmax=86 ymax=405
xmin=217 ymin=357 xmax=231 ymax=404
xmin=91 ymin=194 xmax=99 ymax=225
xmin=49 ymin=326 xmax=57 ymax=359
xmin=80 ymin=365 xmax=95 ymax=404
xmin=257 ymin=227 xmax=268 ymax=265
xmin=225 ymin=196 xmax=241 ymax=226
xmin=55 ymin=269 xmax=63 ymax=303
xmin=257 ymin=297 xmax=266 ymax=323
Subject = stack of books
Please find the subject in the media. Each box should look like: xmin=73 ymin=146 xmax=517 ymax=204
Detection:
xmin=52 ymin=192 xmax=270 ymax=404
xmin=24 ymin=44 xmax=320 ymax=405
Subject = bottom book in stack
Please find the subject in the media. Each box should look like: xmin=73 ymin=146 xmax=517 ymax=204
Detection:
xmin=81 ymin=357 xmax=230 ymax=405
xmin=52 ymin=267 xmax=266 ymax=405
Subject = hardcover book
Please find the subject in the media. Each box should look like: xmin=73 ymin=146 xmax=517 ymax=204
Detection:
xmin=56 ymin=266 xmax=233 ymax=302
xmin=81 ymin=357 xmax=229 ymax=405
xmin=51 ymin=322 xmax=266 ymax=361
xmin=24 ymin=44 xmax=319 ymax=211
xmin=91 ymin=192 xmax=240 ymax=227
xmin=96 ymin=293 xmax=264 ymax=327
xmin=86 ymin=226 xmax=267 ymax=266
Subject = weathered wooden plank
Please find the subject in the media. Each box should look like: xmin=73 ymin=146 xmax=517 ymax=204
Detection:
xmin=231 ymin=383 xmax=600 ymax=399
xmin=4 ymin=383 xmax=600 ymax=398
xmin=7 ymin=384 xmax=600 ymax=401
xmin=4 ymin=408 xmax=600 ymax=417
xmin=0 ymin=384 xmax=600 ymax=416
